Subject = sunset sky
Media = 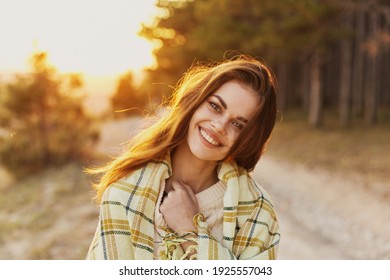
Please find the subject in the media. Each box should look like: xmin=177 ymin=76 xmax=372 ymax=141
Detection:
xmin=0 ymin=0 xmax=160 ymax=95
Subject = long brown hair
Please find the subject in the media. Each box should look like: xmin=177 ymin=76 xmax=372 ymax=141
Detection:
xmin=89 ymin=55 xmax=277 ymax=203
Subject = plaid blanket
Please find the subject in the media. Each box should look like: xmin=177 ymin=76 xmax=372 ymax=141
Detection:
xmin=86 ymin=154 xmax=280 ymax=260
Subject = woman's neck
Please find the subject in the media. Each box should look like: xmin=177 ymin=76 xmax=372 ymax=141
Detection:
xmin=167 ymin=142 xmax=219 ymax=194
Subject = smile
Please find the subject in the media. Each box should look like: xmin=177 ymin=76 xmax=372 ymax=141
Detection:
xmin=199 ymin=127 xmax=221 ymax=146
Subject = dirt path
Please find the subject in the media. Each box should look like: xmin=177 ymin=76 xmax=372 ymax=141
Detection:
xmin=254 ymin=156 xmax=390 ymax=259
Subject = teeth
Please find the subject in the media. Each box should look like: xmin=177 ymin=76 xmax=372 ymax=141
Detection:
xmin=200 ymin=128 xmax=220 ymax=146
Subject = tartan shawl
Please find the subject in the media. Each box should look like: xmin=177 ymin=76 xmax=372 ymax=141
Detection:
xmin=86 ymin=154 xmax=280 ymax=260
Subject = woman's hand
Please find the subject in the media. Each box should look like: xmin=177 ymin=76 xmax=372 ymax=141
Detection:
xmin=160 ymin=180 xmax=199 ymax=234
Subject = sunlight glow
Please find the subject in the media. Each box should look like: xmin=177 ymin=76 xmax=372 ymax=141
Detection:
xmin=0 ymin=0 xmax=159 ymax=76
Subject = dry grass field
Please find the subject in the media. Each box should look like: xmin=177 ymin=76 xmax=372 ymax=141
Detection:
xmin=268 ymin=112 xmax=390 ymax=183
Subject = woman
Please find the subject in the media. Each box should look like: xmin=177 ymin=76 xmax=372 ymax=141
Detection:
xmin=86 ymin=55 xmax=280 ymax=260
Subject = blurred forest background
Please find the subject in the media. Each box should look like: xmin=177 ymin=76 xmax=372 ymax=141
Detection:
xmin=0 ymin=0 xmax=389 ymax=259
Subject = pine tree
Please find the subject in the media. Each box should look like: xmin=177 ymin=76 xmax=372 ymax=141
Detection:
xmin=0 ymin=52 xmax=97 ymax=176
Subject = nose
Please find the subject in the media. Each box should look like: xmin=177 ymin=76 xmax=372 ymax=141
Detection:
xmin=210 ymin=117 xmax=227 ymax=135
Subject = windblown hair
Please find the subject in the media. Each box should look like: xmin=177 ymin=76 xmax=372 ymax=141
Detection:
xmin=90 ymin=55 xmax=277 ymax=203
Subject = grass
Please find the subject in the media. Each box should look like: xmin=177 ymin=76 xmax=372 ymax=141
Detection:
xmin=266 ymin=111 xmax=390 ymax=183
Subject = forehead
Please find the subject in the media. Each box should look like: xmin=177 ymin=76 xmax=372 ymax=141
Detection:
xmin=211 ymin=80 xmax=260 ymax=119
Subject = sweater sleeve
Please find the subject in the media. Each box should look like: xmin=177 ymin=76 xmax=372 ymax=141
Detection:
xmin=86 ymin=186 xmax=134 ymax=260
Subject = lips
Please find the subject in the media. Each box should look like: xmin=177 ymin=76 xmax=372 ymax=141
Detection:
xmin=198 ymin=126 xmax=223 ymax=147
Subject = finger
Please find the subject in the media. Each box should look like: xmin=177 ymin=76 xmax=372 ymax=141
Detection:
xmin=177 ymin=180 xmax=198 ymax=206
xmin=170 ymin=180 xmax=199 ymax=208
xmin=159 ymin=202 xmax=165 ymax=213
xmin=166 ymin=189 xmax=175 ymax=198
xmin=170 ymin=180 xmax=184 ymax=191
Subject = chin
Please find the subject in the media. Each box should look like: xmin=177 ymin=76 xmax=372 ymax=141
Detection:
xmin=188 ymin=143 xmax=226 ymax=162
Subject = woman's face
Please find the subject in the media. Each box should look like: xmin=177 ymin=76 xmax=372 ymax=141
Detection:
xmin=186 ymin=80 xmax=260 ymax=162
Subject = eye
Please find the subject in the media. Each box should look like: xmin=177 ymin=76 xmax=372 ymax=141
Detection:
xmin=209 ymin=101 xmax=222 ymax=113
xmin=231 ymin=121 xmax=244 ymax=130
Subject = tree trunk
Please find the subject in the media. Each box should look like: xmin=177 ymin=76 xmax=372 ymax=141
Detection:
xmin=302 ymin=60 xmax=311 ymax=113
xmin=308 ymin=52 xmax=323 ymax=127
xmin=379 ymin=8 xmax=390 ymax=109
xmin=276 ymin=63 xmax=288 ymax=112
xmin=364 ymin=11 xmax=379 ymax=125
xmin=352 ymin=3 xmax=366 ymax=118
xmin=339 ymin=12 xmax=353 ymax=127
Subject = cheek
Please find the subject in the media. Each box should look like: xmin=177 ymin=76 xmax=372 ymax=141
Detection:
xmin=190 ymin=106 xmax=211 ymax=125
xmin=188 ymin=108 xmax=200 ymax=127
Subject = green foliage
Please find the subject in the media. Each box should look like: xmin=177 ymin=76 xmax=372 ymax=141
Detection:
xmin=139 ymin=0 xmax=341 ymax=96
xmin=0 ymin=52 xmax=97 ymax=177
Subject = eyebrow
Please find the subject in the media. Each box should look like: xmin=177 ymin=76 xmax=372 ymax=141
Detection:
xmin=213 ymin=94 xmax=227 ymax=109
xmin=212 ymin=94 xmax=249 ymax=123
